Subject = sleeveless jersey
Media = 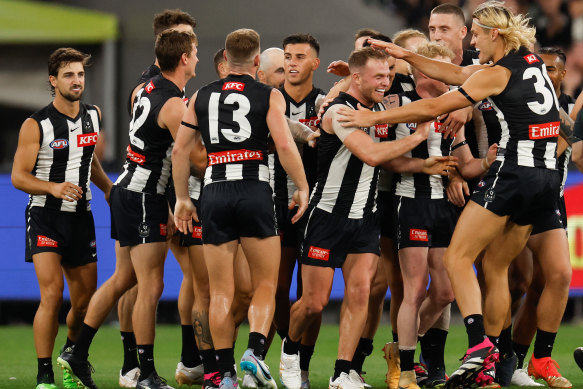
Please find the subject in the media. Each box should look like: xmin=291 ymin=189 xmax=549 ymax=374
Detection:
xmin=127 ymin=64 xmax=161 ymax=115
xmin=558 ymin=92 xmax=575 ymax=196
xmin=393 ymin=91 xmax=452 ymax=199
xmin=489 ymin=47 xmax=560 ymax=169
xmin=29 ymin=102 xmax=100 ymax=212
xmin=387 ymin=73 xmax=415 ymax=95
xmin=195 ymin=74 xmax=272 ymax=186
xmin=115 ymin=74 xmax=181 ymax=195
xmin=272 ymin=86 xmax=326 ymax=204
xmin=310 ymin=92 xmax=386 ymax=219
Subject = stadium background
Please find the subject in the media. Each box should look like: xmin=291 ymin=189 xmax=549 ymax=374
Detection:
xmin=1 ymin=0 xmax=583 ymax=323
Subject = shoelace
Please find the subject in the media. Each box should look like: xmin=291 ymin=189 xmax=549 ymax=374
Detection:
xmin=152 ymin=375 xmax=168 ymax=385
xmin=542 ymin=359 xmax=562 ymax=377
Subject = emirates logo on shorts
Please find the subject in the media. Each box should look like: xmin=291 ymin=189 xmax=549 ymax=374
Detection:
xmin=409 ymin=229 xmax=428 ymax=242
xmin=192 ymin=226 xmax=202 ymax=239
xmin=308 ymin=246 xmax=330 ymax=261
xmin=37 ymin=235 xmax=58 ymax=247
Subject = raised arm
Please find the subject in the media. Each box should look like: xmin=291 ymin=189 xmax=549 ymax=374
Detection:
xmin=369 ymin=39 xmax=487 ymax=86
xmin=267 ymin=89 xmax=309 ymax=222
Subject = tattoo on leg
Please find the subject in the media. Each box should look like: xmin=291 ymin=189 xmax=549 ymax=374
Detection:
xmin=193 ymin=310 xmax=214 ymax=348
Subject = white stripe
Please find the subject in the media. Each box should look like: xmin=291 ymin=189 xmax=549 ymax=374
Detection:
xmin=560 ymin=146 xmax=571 ymax=197
xmin=204 ymin=165 xmax=213 ymax=186
xmin=349 ymin=163 xmax=372 ymax=219
xmin=124 ymin=165 xmax=151 ymax=193
xmin=188 ymin=176 xmax=202 ymax=200
xmin=225 ymin=164 xmax=243 ymax=180
xmin=31 ymin=118 xmax=55 ymax=208
xmin=396 ymin=196 xmax=403 ymax=249
xmin=427 ymin=128 xmax=444 ymax=199
xmin=142 ymin=193 xmax=146 ymax=244
xmin=268 ymin=153 xmax=275 ymax=191
xmin=258 ymin=164 xmax=270 ymax=183
xmin=544 ymin=142 xmax=557 ymax=170
xmin=516 ymin=140 xmax=535 ymax=167
xmin=487 ymin=98 xmax=509 ymax=162
xmin=62 ymin=118 xmax=83 ymax=212
xmin=156 ymin=146 xmax=173 ymax=194
xmin=316 ymin=146 xmax=352 ymax=214
xmin=484 ymin=160 xmax=505 ymax=210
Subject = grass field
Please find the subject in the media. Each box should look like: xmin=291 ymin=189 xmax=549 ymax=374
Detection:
xmin=1 ymin=323 xmax=582 ymax=389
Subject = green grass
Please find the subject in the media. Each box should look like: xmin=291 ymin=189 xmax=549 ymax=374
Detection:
xmin=1 ymin=323 xmax=582 ymax=388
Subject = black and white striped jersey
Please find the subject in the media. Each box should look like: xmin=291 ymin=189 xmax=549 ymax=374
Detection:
xmin=115 ymin=74 xmax=181 ymax=195
xmin=272 ymin=86 xmax=325 ymax=204
xmin=195 ymin=74 xmax=272 ymax=186
xmin=387 ymin=73 xmax=415 ymax=95
xmin=394 ymin=91 xmax=453 ymax=199
xmin=488 ymin=48 xmax=560 ymax=169
xmin=28 ymin=102 xmax=100 ymax=212
xmin=310 ymin=92 xmax=387 ymax=219
xmin=558 ymin=93 xmax=575 ymax=196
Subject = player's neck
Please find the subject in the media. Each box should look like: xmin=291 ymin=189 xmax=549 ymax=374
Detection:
xmin=416 ymin=82 xmax=447 ymax=99
xmin=284 ymin=79 xmax=313 ymax=103
xmin=347 ymin=86 xmax=373 ymax=109
xmin=228 ymin=63 xmax=257 ymax=78
xmin=53 ymin=95 xmax=80 ymax=118
xmin=162 ymin=70 xmax=188 ymax=92
xmin=452 ymin=46 xmax=463 ymax=66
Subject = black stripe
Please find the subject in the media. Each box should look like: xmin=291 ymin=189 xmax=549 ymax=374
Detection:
xmin=458 ymin=87 xmax=477 ymax=105
xmin=411 ymin=129 xmax=430 ymax=197
xmin=332 ymin=154 xmax=364 ymax=217
xmin=76 ymin=107 xmax=95 ymax=211
xmin=363 ymin=167 xmax=380 ymax=217
xmin=181 ymin=121 xmax=199 ymax=130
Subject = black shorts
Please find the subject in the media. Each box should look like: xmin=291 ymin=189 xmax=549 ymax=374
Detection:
xmin=395 ymin=196 xmax=457 ymax=249
xmin=25 ymin=206 xmax=97 ymax=267
xmin=300 ymin=207 xmax=380 ymax=268
xmin=531 ymin=195 xmax=567 ymax=235
xmin=167 ymin=185 xmax=202 ymax=247
xmin=200 ymin=180 xmax=277 ymax=245
xmin=110 ymin=186 xmax=169 ymax=247
xmin=276 ymin=203 xmax=308 ymax=248
xmin=377 ymin=190 xmax=397 ymax=239
xmin=471 ymin=161 xmax=561 ymax=226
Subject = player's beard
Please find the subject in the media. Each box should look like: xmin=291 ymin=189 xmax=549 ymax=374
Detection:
xmin=61 ymin=86 xmax=83 ymax=102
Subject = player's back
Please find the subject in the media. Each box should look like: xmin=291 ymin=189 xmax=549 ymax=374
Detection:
xmin=195 ymin=74 xmax=272 ymax=186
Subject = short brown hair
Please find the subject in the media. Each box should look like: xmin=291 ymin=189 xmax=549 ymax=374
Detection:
xmin=392 ymin=29 xmax=427 ymax=48
xmin=431 ymin=3 xmax=466 ymax=26
xmin=283 ymin=33 xmax=320 ymax=56
xmin=48 ymin=47 xmax=91 ymax=95
xmin=153 ymin=9 xmax=196 ymax=36
xmin=415 ymin=42 xmax=455 ymax=61
xmin=348 ymin=47 xmax=390 ymax=71
xmin=155 ymin=29 xmax=197 ymax=72
xmin=354 ymin=28 xmax=381 ymax=41
xmin=225 ymin=28 xmax=260 ymax=67
xmin=213 ymin=48 xmax=226 ymax=76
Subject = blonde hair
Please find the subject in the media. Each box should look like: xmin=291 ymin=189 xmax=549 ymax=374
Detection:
xmin=392 ymin=29 xmax=427 ymax=49
xmin=472 ymin=1 xmax=536 ymax=55
xmin=415 ymin=42 xmax=455 ymax=61
xmin=225 ymin=28 xmax=260 ymax=67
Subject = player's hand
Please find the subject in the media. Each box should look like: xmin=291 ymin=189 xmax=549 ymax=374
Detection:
xmin=446 ymin=169 xmax=469 ymax=207
xmin=318 ymin=98 xmax=334 ymax=120
xmin=327 ymin=60 xmax=350 ymax=77
xmin=415 ymin=121 xmax=431 ymax=140
xmin=50 ymin=181 xmax=83 ymax=202
xmin=289 ymin=189 xmax=309 ymax=224
xmin=307 ymin=129 xmax=320 ymax=148
xmin=422 ymin=156 xmax=458 ymax=176
xmin=337 ymin=104 xmax=378 ymax=128
xmin=486 ymin=143 xmax=498 ymax=167
xmin=439 ymin=106 xmax=472 ymax=139
xmin=369 ymin=40 xmax=408 ymax=59
xmin=174 ymin=198 xmax=198 ymax=233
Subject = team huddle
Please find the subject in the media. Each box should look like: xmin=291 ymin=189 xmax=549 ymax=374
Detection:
xmin=13 ymin=1 xmax=583 ymax=389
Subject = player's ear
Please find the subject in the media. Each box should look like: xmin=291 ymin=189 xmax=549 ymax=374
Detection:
xmin=312 ymin=57 xmax=321 ymax=71
xmin=49 ymin=75 xmax=57 ymax=88
xmin=253 ymin=53 xmax=260 ymax=67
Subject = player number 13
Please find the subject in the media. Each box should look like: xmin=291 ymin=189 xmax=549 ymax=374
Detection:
xmin=208 ymin=92 xmax=252 ymax=144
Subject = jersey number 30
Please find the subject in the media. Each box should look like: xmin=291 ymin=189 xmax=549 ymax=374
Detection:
xmin=523 ymin=67 xmax=559 ymax=116
xmin=208 ymin=92 xmax=252 ymax=144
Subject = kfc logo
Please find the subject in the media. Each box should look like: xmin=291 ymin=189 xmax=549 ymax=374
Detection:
xmin=300 ymin=116 xmax=320 ymax=127
xmin=308 ymin=246 xmax=330 ymax=261
xmin=126 ymin=145 xmax=146 ymax=165
xmin=375 ymin=124 xmax=389 ymax=138
xmin=145 ymin=80 xmax=156 ymax=94
xmin=222 ymin=82 xmax=245 ymax=91
xmin=409 ymin=229 xmax=428 ymax=242
xmin=192 ymin=226 xmax=202 ymax=239
xmin=208 ymin=149 xmax=263 ymax=166
xmin=524 ymin=54 xmax=539 ymax=64
xmin=529 ymin=122 xmax=559 ymax=140
xmin=77 ymin=132 xmax=98 ymax=147
xmin=37 ymin=235 xmax=58 ymax=247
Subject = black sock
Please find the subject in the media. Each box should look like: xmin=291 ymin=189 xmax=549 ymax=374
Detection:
xmin=499 ymin=325 xmax=513 ymax=358
xmin=399 ymin=348 xmax=416 ymax=372
xmin=299 ymin=344 xmax=316 ymax=372
xmin=181 ymin=325 xmax=202 ymax=367
xmin=200 ymin=349 xmax=218 ymax=374
xmin=37 ymin=358 xmax=54 ymax=384
xmin=283 ymin=336 xmax=300 ymax=355
xmin=277 ymin=327 xmax=289 ymax=341
xmin=333 ymin=359 xmax=351 ymax=380
xmin=137 ymin=344 xmax=156 ymax=379
xmin=533 ymin=329 xmax=556 ymax=359
xmin=216 ymin=348 xmax=236 ymax=378
xmin=464 ymin=314 xmax=485 ymax=348
xmin=513 ymin=341 xmax=530 ymax=368
xmin=351 ymin=338 xmax=373 ymax=373
xmin=63 ymin=337 xmax=75 ymax=350
xmin=247 ymin=332 xmax=267 ymax=359
xmin=392 ymin=331 xmax=399 ymax=343
xmin=420 ymin=328 xmax=448 ymax=371
xmin=488 ymin=335 xmax=500 ymax=351
xmin=121 ymin=331 xmax=139 ymax=375
xmin=72 ymin=323 xmax=98 ymax=359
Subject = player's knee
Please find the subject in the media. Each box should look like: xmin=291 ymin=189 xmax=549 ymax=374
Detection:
xmin=304 ymin=295 xmax=328 ymax=317
xmin=346 ymin=282 xmax=372 ymax=307
xmin=546 ymin=266 xmax=572 ymax=290
xmin=40 ymin=289 xmax=63 ymax=310
xmin=433 ymin=287 xmax=455 ymax=306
